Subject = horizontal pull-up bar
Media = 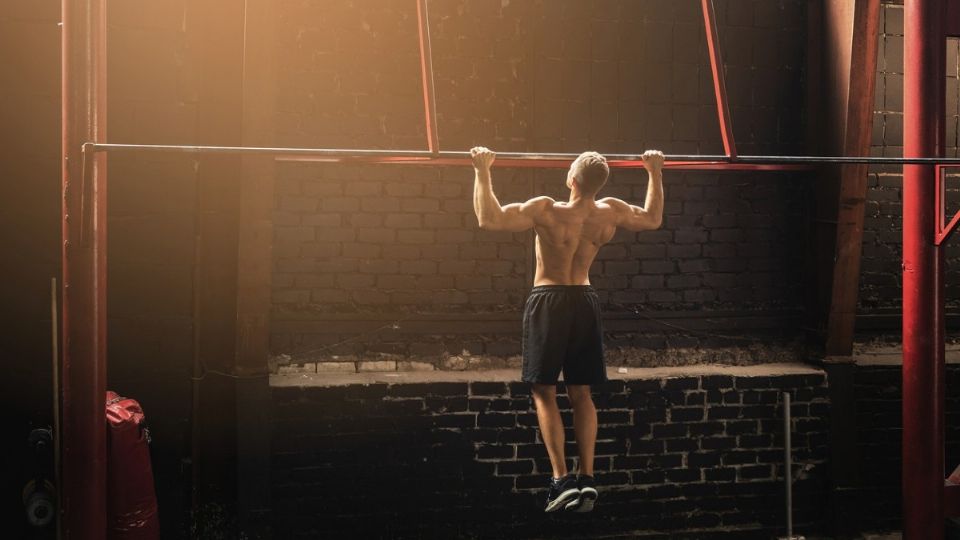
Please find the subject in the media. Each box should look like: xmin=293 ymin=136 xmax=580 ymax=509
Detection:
xmin=82 ymin=142 xmax=960 ymax=169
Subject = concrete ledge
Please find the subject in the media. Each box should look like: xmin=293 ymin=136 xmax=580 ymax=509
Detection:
xmin=270 ymin=361 xmax=823 ymax=387
xmin=852 ymin=344 xmax=960 ymax=366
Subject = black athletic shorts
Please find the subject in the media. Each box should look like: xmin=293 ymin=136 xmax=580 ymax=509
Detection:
xmin=521 ymin=285 xmax=607 ymax=385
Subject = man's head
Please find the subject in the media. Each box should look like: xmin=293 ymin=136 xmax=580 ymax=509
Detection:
xmin=566 ymin=151 xmax=609 ymax=195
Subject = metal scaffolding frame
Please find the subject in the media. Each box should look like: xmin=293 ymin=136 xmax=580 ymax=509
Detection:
xmin=59 ymin=0 xmax=960 ymax=537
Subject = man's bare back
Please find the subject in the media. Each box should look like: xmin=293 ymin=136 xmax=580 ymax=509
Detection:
xmin=470 ymin=147 xmax=665 ymax=286
xmin=532 ymin=198 xmax=623 ymax=286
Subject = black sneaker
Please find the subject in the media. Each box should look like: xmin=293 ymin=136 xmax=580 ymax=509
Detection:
xmin=565 ymin=475 xmax=598 ymax=512
xmin=544 ymin=475 xmax=579 ymax=513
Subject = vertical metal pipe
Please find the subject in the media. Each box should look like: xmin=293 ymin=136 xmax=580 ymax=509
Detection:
xmin=416 ymin=0 xmax=440 ymax=153
xmin=700 ymin=0 xmax=737 ymax=159
xmin=903 ymin=0 xmax=946 ymax=538
xmin=61 ymin=0 xmax=108 ymax=538
xmin=50 ymin=278 xmax=61 ymax=540
xmin=784 ymin=391 xmax=793 ymax=538
xmin=190 ymin=184 xmax=203 ymax=512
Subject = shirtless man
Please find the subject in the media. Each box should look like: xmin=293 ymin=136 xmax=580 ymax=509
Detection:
xmin=470 ymin=146 xmax=664 ymax=513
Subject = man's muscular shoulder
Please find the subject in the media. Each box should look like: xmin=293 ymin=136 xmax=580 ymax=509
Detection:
xmin=517 ymin=196 xmax=556 ymax=223
xmin=523 ymin=196 xmax=556 ymax=212
xmin=597 ymin=197 xmax=629 ymax=210
xmin=595 ymin=197 xmax=633 ymax=226
xmin=527 ymin=195 xmax=556 ymax=205
xmin=597 ymin=197 xmax=633 ymax=219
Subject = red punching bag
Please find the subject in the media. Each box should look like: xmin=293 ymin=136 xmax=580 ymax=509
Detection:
xmin=106 ymin=391 xmax=160 ymax=539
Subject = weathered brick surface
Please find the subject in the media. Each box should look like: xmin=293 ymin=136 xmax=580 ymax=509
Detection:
xmin=271 ymin=0 xmax=812 ymax=362
xmin=845 ymin=364 xmax=960 ymax=532
xmin=271 ymin=371 xmax=830 ymax=538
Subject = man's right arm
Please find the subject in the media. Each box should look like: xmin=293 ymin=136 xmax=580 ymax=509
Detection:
xmin=471 ymin=146 xmax=551 ymax=232
xmin=602 ymin=150 xmax=664 ymax=231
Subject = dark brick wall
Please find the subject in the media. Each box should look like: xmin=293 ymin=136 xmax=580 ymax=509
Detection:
xmin=846 ymin=363 xmax=960 ymax=532
xmin=270 ymin=0 xmax=813 ymax=364
xmin=271 ymin=370 xmax=830 ymax=539
xmin=860 ymin=0 xmax=960 ymax=325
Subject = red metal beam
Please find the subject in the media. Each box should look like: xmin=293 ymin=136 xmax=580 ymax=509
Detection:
xmin=701 ymin=0 xmax=737 ymax=159
xmin=824 ymin=0 xmax=881 ymax=357
xmin=274 ymin=155 xmax=811 ymax=171
xmin=416 ymin=0 xmax=440 ymax=153
xmin=903 ymin=1 xmax=947 ymax=538
xmin=61 ymin=0 xmax=108 ymax=537
xmin=934 ymin=165 xmax=960 ymax=244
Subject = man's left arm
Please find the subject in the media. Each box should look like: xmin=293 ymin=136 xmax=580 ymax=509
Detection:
xmin=600 ymin=150 xmax=665 ymax=232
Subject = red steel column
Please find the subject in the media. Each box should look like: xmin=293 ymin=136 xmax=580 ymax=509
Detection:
xmin=903 ymin=0 xmax=946 ymax=538
xmin=61 ymin=0 xmax=108 ymax=538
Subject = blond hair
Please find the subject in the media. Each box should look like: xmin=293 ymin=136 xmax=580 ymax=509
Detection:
xmin=570 ymin=151 xmax=609 ymax=194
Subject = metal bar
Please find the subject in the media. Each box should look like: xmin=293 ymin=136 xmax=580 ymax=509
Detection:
xmin=701 ymin=0 xmax=738 ymax=158
xmin=84 ymin=142 xmax=960 ymax=165
xmin=416 ymin=0 xmax=440 ymax=153
xmin=190 ymin=188 xmax=202 ymax=512
xmin=784 ymin=391 xmax=793 ymax=539
xmin=62 ymin=0 xmax=108 ymax=537
xmin=50 ymin=277 xmax=61 ymax=540
xmin=902 ymin=1 xmax=946 ymax=538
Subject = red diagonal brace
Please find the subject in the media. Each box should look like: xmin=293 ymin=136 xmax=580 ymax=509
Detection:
xmin=701 ymin=0 xmax=737 ymax=159
xmin=935 ymin=165 xmax=960 ymax=245
xmin=416 ymin=0 xmax=440 ymax=153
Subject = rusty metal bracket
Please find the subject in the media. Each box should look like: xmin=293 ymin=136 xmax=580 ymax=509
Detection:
xmin=935 ymin=164 xmax=960 ymax=244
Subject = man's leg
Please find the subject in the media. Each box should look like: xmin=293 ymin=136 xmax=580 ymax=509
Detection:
xmin=531 ymin=383 xmax=567 ymax=478
xmin=566 ymin=384 xmax=597 ymax=476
